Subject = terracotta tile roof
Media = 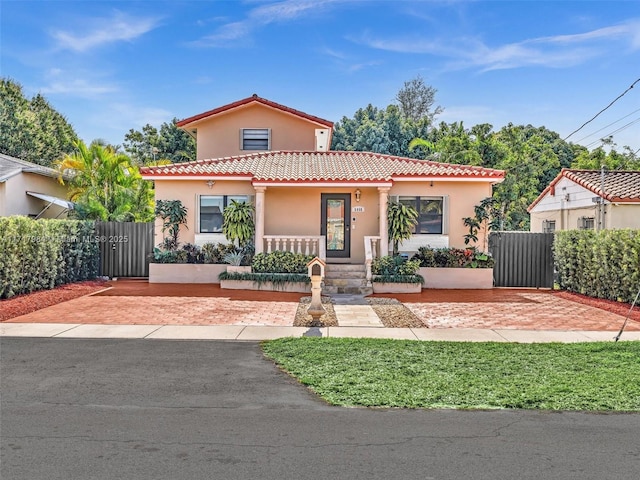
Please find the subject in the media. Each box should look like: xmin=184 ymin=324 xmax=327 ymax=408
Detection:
xmin=176 ymin=94 xmax=334 ymax=128
xmin=140 ymin=151 xmax=505 ymax=183
xmin=528 ymin=169 xmax=640 ymax=211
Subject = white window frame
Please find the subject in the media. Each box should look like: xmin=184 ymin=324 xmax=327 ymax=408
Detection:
xmin=240 ymin=128 xmax=271 ymax=151
xmin=198 ymin=195 xmax=249 ymax=233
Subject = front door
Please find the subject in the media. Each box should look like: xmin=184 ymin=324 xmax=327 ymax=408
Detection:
xmin=321 ymin=194 xmax=351 ymax=258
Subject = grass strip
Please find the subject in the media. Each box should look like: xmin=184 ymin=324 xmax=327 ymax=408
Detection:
xmin=262 ymin=338 xmax=640 ymax=411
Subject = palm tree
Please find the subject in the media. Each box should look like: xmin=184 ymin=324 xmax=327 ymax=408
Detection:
xmin=56 ymin=140 xmax=153 ymax=221
xmin=387 ymin=201 xmax=418 ymax=256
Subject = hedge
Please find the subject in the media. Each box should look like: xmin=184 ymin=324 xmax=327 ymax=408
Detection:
xmin=0 ymin=217 xmax=99 ymax=299
xmin=554 ymin=229 xmax=640 ymax=303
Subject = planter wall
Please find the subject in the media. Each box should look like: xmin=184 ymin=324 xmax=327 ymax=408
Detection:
xmin=149 ymin=263 xmax=226 ymax=284
xmin=419 ymin=267 xmax=493 ymax=289
xmin=372 ymin=282 xmax=422 ymax=294
xmin=220 ymin=279 xmax=310 ymax=293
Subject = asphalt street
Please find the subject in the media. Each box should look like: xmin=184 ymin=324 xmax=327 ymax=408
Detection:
xmin=1 ymin=338 xmax=639 ymax=480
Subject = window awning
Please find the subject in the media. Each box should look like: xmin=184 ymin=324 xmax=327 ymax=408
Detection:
xmin=27 ymin=191 xmax=74 ymax=219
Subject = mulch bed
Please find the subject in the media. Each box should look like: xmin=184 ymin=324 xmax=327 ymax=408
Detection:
xmin=294 ymin=296 xmax=338 ymax=327
xmin=367 ymin=298 xmax=427 ymax=328
xmin=553 ymin=291 xmax=640 ymax=323
xmin=0 ymin=280 xmax=110 ymax=322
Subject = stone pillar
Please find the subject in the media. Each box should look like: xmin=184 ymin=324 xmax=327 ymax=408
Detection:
xmin=378 ymin=187 xmax=390 ymax=257
xmin=254 ymin=186 xmax=266 ymax=254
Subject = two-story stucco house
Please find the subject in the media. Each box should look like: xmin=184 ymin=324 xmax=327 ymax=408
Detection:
xmin=140 ymin=94 xmax=505 ymax=264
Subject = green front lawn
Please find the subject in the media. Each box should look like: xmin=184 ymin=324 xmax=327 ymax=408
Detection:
xmin=262 ymin=338 xmax=640 ymax=411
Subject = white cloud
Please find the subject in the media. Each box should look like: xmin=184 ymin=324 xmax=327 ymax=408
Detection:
xmin=40 ymin=79 xmax=118 ymax=97
xmin=192 ymin=0 xmax=344 ymax=47
xmin=355 ymin=18 xmax=640 ymax=72
xmin=51 ymin=11 xmax=160 ymax=52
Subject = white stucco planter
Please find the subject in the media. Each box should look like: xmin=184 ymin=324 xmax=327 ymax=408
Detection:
xmin=372 ymin=282 xmax=422 ymax=294
xmin=226 ymin=266 xmax=252 ymax=274
xmin=220 ymin=279 xmax=311 ymax=293
xmin=419 ymin=267 xmax=494 ymax=289
xmin=149 ymin=263 xmax=227 ymax=284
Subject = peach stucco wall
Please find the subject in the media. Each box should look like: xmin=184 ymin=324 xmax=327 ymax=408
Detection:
xmin=1 ymin=173 xmax=70 ymax=218
xmin=193 ymin=104 xmax=323 ymax=160
xmin=152 ymin=178 xmax=495 ymax=262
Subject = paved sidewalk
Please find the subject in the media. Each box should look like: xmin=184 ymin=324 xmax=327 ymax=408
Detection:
xmin=2 ymin=322 xmax=639 ymax=342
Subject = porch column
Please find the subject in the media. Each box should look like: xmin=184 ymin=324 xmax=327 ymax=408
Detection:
xmin=378 ymin=187 xmax=390 ymax=257
xmin=254 ymin=186 xmax=266 ymax=254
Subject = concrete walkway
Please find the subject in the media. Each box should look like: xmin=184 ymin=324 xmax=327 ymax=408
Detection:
xmin=2 ymin=322 xmax=639 ymax=342
xmin=332 ymin=294 xmax=384 ymax=327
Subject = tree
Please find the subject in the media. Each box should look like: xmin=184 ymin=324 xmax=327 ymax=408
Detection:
xmin=123 ymin=119 xmax=195 ymax=165
xmin=394 ymin=75 xmax=443 ymax=123
xmin=331 ymin=104 xmax=431 ymax=157
xmin=571 ymin=145 xmax=640 ymax=171
xmin=0 ymin=78 xmax=78 ymax=166
xmin=56 ymin=140 xmax=154 ymax=222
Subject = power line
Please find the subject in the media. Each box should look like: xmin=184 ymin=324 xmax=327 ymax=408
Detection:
xmin=575 ymin=107 xmax=640 ymax=143
xmin=584 ymin=117 xmax=640 ymax=149
xmin=564 ymin=78 xmax=640 ymax=141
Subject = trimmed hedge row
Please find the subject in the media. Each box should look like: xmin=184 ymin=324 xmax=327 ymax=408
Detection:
xmin=0 ymin=217 xmax=99 ymax=299
xmin=554 ymin=229 xmax=640 ymax=303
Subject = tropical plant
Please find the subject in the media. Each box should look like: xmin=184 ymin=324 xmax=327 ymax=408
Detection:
xmin=463 ymin=197 xmax=503 ymax=250
xmin=222 ymin=200 xmax=254 ymax=247
xmin=387 ymin=201 xmax=418 ymax=256
xmin=223 ymin=251 xmax=244 ymax=266
xmin=123 ymin=118 xmax=196 ymax=165
xmin=56 ymin=140 xmax=154 ymax=221
xmin=154 ymin=199 xmax=188 ymax=252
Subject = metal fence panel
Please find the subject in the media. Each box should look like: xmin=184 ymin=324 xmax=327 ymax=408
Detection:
xmin=95 ymin=222 xmax=154 ymax=278
xmin=489 ymin=232 xmax=554 ymax=288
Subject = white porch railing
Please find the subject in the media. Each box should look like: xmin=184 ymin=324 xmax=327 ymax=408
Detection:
xmin=364 ymin=235 xmax=382 ymax=285
xmin=263 ymin=235 xmax=326 ymax=261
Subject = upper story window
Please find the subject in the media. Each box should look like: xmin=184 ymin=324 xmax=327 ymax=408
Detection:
xmin=241 ymin=128 xmax=270 ymax=151
xmin=399 ymin=196 xmax=445 ymax=234
xmin=199 ymin=195 xmax=249 ymax=233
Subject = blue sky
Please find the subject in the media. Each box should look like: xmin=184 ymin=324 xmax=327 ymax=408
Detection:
xmin=2 ymin=0 xmax=639 ymax=152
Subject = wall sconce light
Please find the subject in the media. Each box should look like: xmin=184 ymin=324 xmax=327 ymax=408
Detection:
xmin=355 ymin=189 xmax=361 ymax=202
xmin=206 ymin=180 xmax=215 ymax=189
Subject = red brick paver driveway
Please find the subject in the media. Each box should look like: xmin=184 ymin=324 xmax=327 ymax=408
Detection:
xmin=6 ymin=281 xmax=301 ymax=327
xmin=5 ymin=281 xmax=639 ymax=331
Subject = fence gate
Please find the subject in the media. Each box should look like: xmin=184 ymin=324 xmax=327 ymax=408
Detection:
xmin=489 ymin=232 xmax=554 ymax=288
xmin=95 ymin=222 xmax=154 ymax=278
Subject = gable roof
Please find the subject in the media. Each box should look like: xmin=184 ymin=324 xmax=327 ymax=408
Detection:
xmin=176 ymin=94 xmax=334 ymax=129
xmin=0 ymin=153 xmax=61 ymax=183
xmin=140 ymin=151 xmax=505 ymax=184
xmin=528 ymin=169 xmax=640 ymax=211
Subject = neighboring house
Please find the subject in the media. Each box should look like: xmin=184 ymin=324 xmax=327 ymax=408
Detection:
xmin=528 ymin=169 xmax=640 ymax=232
xmin=0 ymin=153 xmax=73 ymax=218
xmin=141 ymin=95 xmax=505 ymax=263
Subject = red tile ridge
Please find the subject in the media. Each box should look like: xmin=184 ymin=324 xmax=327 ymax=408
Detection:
xmin=176 ymin=95 xmax=334 ymax=128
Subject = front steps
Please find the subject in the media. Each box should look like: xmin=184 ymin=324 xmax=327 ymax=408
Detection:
xmin=323 ymin=264 xmax=372 ymax=295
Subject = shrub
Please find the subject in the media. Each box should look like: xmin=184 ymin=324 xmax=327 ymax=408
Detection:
xmin=251 ymin=251 xmax=314 ymax=274
xmin=201 ymin=242 xmax=237 ymax=264
xmin=0 ymin=217 xmax=99 ymax=299
xmin=555 ymin=229 xmax=640 ymax=303
xmin=371 ymin=255 xmax=423 ymax=284
xmin=411 ymin=246 xmax=494 ymax=268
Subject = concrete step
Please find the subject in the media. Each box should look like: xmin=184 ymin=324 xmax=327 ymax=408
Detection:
xmin=323 ymin=278 xmax=367 ymax=288
xmin=323 ymin=285 xmax=373 ymax=295
xmin=325 ymin=264 xmax=366 ymax=273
